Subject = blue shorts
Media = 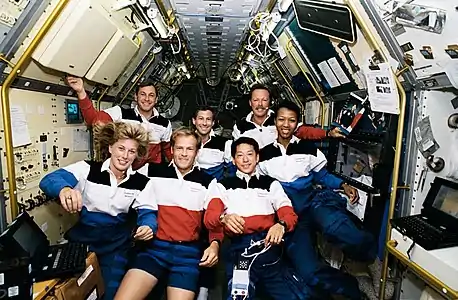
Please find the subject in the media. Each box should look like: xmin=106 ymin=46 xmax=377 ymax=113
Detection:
xmin=131 ymin=239 xmax=202 ymax=292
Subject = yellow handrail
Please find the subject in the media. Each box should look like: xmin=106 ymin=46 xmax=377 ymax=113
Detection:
xmin=344 ymin=1 xmax=407 ymax=299
xmin=285 ymin=39 xmax=326 ymax=128
xmin=1 ymin=0 xmax=70 ymax=220
xmin=0 ymin=55 xmax=16 ymax=68
xmin=386 ymin=240 xmax=458 ymax=299
xmin=96 ymin=86 xmax=111 ymax=111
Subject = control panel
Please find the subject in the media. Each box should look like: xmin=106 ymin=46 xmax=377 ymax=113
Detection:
xmin=0 ymin=89 xmax=91 ymax=242
xmin=0 ymin=0 xmax=29 ymax=28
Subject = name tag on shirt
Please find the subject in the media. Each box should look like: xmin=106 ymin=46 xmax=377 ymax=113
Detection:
xmin=295 ymin=157 xmax=307 ymax=163
xmin=257 ymin=191 xmax=269 ymax=198
xmin=124 ymin=190 xmax=136 ymax=199
xmin=190 ymin=186 xmax=203 ymax=193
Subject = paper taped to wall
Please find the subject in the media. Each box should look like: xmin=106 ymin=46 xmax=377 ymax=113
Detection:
xmin=10 ymin=105 xmax=31 ymax=147
xmin=317 ymin=60 xmax=340 ymax=88
xmin=365 ymin=62 xmax=400 ymax=115
xmin=327 ymin=57 xmax=350 ymax=84
xmin=73 ymin=127 xmax=90 ymax=152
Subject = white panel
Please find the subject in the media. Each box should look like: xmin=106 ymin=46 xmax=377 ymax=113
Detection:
xmin=32 ymin=0 xmax=117 ymax=76
xmin=373 ymin=0 xmax=457 ymax=79
xmin=410 ymin=90 xmax=458 ymax=215
xmin=391 ymin=229 xmax=458 ymax=292
xmin=85 ymin=30 xmax=139 ymax=85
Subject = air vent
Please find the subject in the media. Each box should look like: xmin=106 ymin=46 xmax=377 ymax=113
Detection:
xmin=206 ymin=4 xmax=221 ymax=14
xmin=207 ymin=42 xmax=221 ymax=47
xmin=205 ymin=16 xmax=223 ymax=22
xmin=206 ymin=24 xmax=221 ymax=32
xmin=206 ymin=31 xmax=222 ymax=36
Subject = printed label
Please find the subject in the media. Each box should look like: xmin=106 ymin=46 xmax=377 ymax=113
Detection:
xmin=77 ymin=264 xmax=94 ymax=286
xmin=85 ymin=287 xmax=98 ymax=300
xmin=8 ymin=286 xmax=19 ymax=297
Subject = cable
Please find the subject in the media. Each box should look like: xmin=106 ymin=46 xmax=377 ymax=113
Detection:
xmin=168 ymin=24 xmax=182 ymax=54
xmin=231 ymin=239 xmax=273 ymax=300
xmin=243 ymin=12 xmax=281 ymax=59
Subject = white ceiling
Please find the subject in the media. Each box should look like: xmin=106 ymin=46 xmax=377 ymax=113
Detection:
xmin=171 ymin=0 xmax=263 ymax=80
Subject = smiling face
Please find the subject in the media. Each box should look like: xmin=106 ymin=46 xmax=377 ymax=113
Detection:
xmin=249 ymin=88 xmax=270 ymax=119
xmin=233 ymin=143 xmax=259 ymax=175
xmin=172 ymin=135 xmax=199 ymax=173
xmin=275 ymin=107 xmax=299 ymax=140
xmin=108 ymin=138 xmax=139 ymax=172
xmin=193 ymin=110 xmax=214 ymax=136
xmin=135 ymin=85 xmax=157 ymax=113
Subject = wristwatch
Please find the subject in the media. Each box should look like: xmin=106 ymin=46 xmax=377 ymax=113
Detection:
xmin=278 ymin=220 xmax=287 ymax=230
xmin=211 ymin=239 xmax=221 ymax=247
xmin=219 ymin=213 xmax=226 ymax=223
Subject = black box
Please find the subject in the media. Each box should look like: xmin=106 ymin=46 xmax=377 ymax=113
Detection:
xmin=0 ymin=256 xmax=32 ymax=299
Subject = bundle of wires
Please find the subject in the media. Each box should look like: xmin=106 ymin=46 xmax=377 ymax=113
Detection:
xmin=245 ymin=12 xmax=281 ymax=58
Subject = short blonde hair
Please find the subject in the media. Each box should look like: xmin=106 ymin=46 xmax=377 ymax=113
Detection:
xmin=93 ymin=121 xmax=150 ymax=161
xmin=171 ymin=126 xmax=201 ymax=149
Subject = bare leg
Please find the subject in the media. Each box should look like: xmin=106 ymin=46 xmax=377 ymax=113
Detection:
xmin=114 ymin=269 xmax=158 ymax=300
xmin=167 ymin=286 xmax=195 ymax=300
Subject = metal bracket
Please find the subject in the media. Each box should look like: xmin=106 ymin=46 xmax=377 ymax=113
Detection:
xmin=132 ymin=23 xmax=154 ymax=36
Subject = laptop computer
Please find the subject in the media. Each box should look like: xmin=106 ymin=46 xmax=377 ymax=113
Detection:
xmin=0 ymin=212 xmax=88 ymax=282
xmin=390 ymin=177 xmax=458 ymax=251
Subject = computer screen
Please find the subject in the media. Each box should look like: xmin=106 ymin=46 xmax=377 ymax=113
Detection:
xmin=433 ymin=185 xmax=458 ymax=219
xmin=12 ymin=218 xmax=44 ymax=258
xmin=65 ymin=99 xmax=83 ymax=124
xmin=332 ymin=141 xmax=382 ymax=191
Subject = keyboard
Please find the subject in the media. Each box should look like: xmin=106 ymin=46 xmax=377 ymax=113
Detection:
xmin=391 ymin=215 xmax=458 ymax=250
xmin=33 ymin=242 xmax=87 ymax=282
xmin=50 ymin=242 xmax=87 ymax=273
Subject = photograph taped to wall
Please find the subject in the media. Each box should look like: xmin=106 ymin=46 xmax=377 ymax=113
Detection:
xmin=365 ymin=62 xmax=400 ymax=115
xmin=391 ymin=3 xmax=446 ymax=34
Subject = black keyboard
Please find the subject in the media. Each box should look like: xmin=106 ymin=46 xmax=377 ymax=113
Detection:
xmin=50 ymin=242 xmax=87 ymax=273
xmin=33 ymin=242 xmax=87 ymax=282
xmin=391 ymin=215 xmax=458 ymax=250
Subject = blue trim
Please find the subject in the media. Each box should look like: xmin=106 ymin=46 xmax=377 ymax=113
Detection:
xmin=225 ymin=162 xmax=237 ymax=178
xmin=137 ymin=209 xmax=158 ymax=232
xmin=79 ymin=208 xmax=129 ymax=226
xmin=39 ymin=169 xmax=78 ymax=198
xmin=202 ymin=164 xmax=225 ymax=181
xmin=313 ymin=168 xmax=343 ymax=189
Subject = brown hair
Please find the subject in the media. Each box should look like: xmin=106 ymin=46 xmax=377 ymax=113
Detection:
xmin=93 ymin=121 xmax=150 ymax=161
xmin=135 ymin=80 xmax=157 ymax=95
xmin=170 ymin=126 xmax=201 ymax=149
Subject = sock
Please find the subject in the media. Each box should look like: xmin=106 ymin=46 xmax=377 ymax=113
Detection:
xmin=196 ymin=287 xmax=209 ymax=300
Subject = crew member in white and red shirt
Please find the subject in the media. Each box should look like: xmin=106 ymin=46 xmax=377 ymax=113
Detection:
xmin=114 ymin=127 xmax=223 ymax=300
xmin=204 ymin=137 xmax=315 ymax=300
xmin=66 ymin=76 xmax=172 ymax=167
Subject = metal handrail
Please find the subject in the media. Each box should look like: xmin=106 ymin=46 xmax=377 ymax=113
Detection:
xmin=1 ymin=0 xmax=70 ymax=219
